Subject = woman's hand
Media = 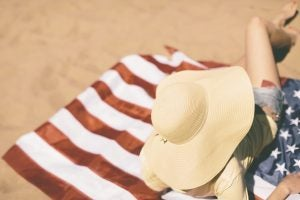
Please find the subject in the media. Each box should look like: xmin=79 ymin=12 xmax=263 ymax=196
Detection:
xmin=268 ymin=172 xmax=300 ymax=200
xmin=280 ymin=172 xmax=300 ymax=194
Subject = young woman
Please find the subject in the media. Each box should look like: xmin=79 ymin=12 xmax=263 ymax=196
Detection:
xmin=140 ymin=1 xmax=300 ymax=199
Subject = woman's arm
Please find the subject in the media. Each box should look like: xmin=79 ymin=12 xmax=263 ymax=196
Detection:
xmin=268 ymin=172 xmax=300 ymax=200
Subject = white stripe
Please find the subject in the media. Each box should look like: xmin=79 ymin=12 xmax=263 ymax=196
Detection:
xmin=287 ymin=194 xmax=300 ymax=200
xmin=121 ymin=55 xmax=167 ymax=84
xmin=100 ymin=70 xmax=154 ymax=109
xmin=251 ymin=175 xmax=300 ymax=200
xmin=152 ymin=54 xmax=177 ymax=68
xmin=16 ymin=132 xmax=136 ymax=200
xmin=77 ymin=87 xmax=153 ymax=141
xmin=250 ymin=175 xmax=275 ymax=199
xmin=153 ymin=52 xmax=207 ymax=69
xmin=49 ymin=108 xmax=143 ymax=178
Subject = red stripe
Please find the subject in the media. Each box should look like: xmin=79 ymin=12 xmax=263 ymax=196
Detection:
xmin=141 ymin=55 xmax=208 ymax=74
xmin=2 ymin=145 xmax=91 ymax=200
xmin=280 ymin=77 xmax=288 ymax=86
xmin=198 ymin=60 xmax=229 ymax=68
xmin=66 ymin=99 xmax=144 ymax=155
xmin=35 ymin=123 xmax=162 ymax=200
xmin=261 ymin=80 xmax=277 ymax=88
xmin=164 ymin=45 xmax=178 ymax=54
xmin=141 ymin=55 xmax=175 ymax=74
xmin=91 ymin=80 xmax=152 ymax=124
xmin=112 ymin=62 xmax=157 ymax=98
xmin=175 ymin=61 xmax=204 ymax=71
xmin=254 ymin=195 xmax=263 ymax=200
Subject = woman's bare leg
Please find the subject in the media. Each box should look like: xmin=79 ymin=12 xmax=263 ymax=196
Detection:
xmin=236 ymin=0 xmax=299 ymax=88
xmin=245 ymin=16 xmax=282 ymax=88
xmin=242 ymin=0 xmax=299 ymax=120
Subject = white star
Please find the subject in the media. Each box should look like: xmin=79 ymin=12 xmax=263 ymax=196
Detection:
xmin=275 ymin=163 xmax=288 ymax=175
xmin=285 ymin=107 xmax=294 ymax=115
xmin=294 ymin=159 xmax=300 ymax=168
xmin=271 ymin=148 xmax=281 ymax=159
xmin=290 ymin=117 xmax=300 ymax=126
xmin=293 ymin=90 xmax=300 ymax=100
xmin=286 ymin=144 xmax=299 ymax=153
xmin=279 ymin=130 xmax=291 ymax=140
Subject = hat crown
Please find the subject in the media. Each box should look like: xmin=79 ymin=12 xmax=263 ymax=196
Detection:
xmin=152 ymin=82 xmax=208 ymax=144
xmin=144 ymin=67 xmax=255 ymax=189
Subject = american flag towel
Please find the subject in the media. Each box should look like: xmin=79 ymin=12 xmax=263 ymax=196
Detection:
xmin=2 ymin=47 xmax=300 ymax=200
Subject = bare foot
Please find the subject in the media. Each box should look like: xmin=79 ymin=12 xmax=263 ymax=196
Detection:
xmin=233 ymin=1 xmax=299 ymax=65
xmin=282 ymin=26 xmax=300 ymax=45
xmin=272 ymin=0 xmax=299 ymax=28
xmin=267 ymin=1 xmax=299 ymax=62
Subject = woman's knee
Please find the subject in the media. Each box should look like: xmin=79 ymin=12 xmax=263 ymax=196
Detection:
xmin=247 ymin=16 xmax=265 ymax=30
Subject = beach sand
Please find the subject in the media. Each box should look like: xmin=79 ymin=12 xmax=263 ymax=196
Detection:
xmin=0 ymin=0 xmax=299 ymax=199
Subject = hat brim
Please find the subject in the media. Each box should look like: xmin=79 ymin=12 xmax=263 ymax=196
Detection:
xmin=143 ymin=66 xmax=255 ymax=190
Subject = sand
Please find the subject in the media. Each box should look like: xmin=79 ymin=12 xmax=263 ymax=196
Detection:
xmin=0 ymin=0 xmax=299 ymax=199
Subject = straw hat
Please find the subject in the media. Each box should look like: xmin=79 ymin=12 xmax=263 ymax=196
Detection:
xmin=142 ymin=66 xmax=255 ymax=190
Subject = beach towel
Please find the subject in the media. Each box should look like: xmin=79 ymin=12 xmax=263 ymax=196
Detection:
xmin=2 ymin=47 xmax=300 ymax=200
